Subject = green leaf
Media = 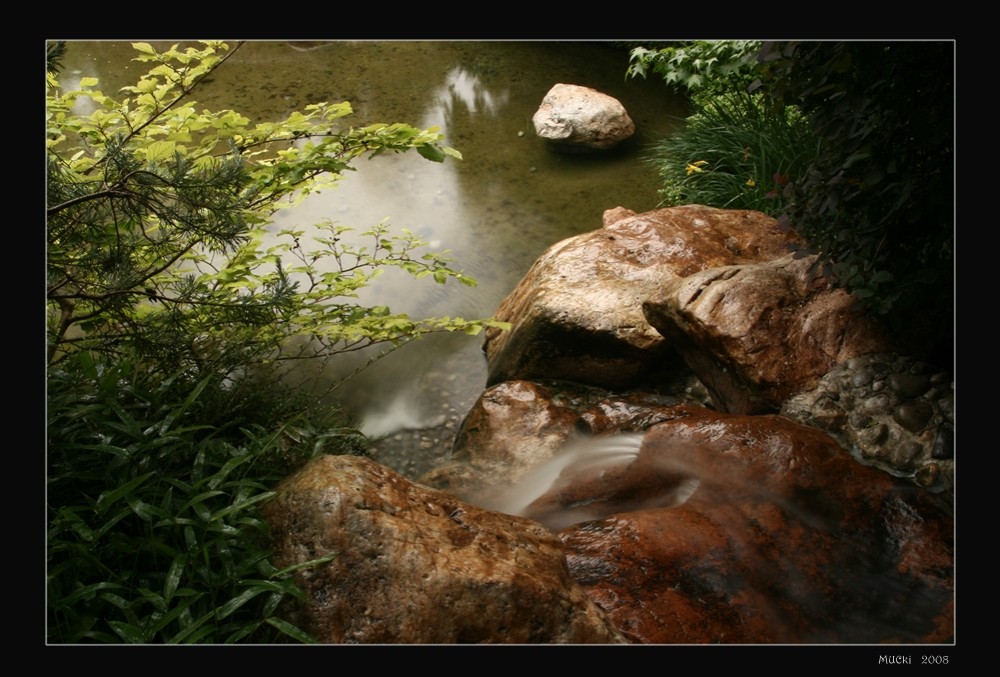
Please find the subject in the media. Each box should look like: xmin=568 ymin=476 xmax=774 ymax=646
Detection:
xmin=271 ymin=552 xmax=338 ymax=577
xmin=131 ymin=42 xmax=157 ymax=55
xmin=167 ymin=611 xmax=217 ymax=644
xmin=164 ymin=554 xmax=188 ymax=600
xmin=108 ymin=620 xmax=148 ymax=644
xmin=143 ymin=140 xmax=176 ymax=163
xmin=215 ymin=587 xmax=262 ymax=619
xmin=416 ymin=143 xmax=446 ymax=162
xmin=148 ymin=594 xmax=202 ymax=635
xmin=96 ymin=472 xmax=156 ymax=513
xmin=265 ymin=616 xmax=316 ymax=643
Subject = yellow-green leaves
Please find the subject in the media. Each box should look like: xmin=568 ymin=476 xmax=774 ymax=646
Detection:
xmin=131 ymin=41 xmax=157 ymax=56
xmin=47 ymin=39 xmax=492 ymax=375
xmin=142 ymin=140 xmax=177 ymax=163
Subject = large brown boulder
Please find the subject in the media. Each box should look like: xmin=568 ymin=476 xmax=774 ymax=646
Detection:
xmin=483 ymin=205 xmax=802 ymax=390
xmin=263 ymin=455 xmax=625 ymax=644
xmin=424 ymin=381 xmax=953 ymax=643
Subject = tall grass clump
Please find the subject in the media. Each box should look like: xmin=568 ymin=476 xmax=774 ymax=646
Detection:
xmin=645 ymin=90 xmax=820 ymax=217
xmin=47 ymin=352 xmax=366 ymax=643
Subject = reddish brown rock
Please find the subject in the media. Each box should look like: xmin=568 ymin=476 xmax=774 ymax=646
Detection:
xmin=483 ymin=205 xmax=802 ymax=390
xmin=553 ymin=407 xmax=953 ymax=643
xmin=263 ymin=455 xmax=625 ymax=644
xmin=643 ymin=253 xmax=890 ymax=414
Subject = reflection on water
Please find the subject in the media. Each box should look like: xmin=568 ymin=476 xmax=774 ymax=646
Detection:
xmin=54 ymin=41 xmax=688 ymax=466
xmin=434 ymin=66 xmax=510 ymax=118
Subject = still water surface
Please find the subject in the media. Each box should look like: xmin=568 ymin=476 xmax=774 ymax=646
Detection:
xmin=57 ymin=40 xmax=688 ymax=473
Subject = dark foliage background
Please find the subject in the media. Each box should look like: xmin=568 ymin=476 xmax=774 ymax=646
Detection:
xmin=757 ymin=41 xmax=954 ymax=364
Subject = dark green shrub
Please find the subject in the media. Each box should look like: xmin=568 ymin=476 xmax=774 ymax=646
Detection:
xmin=46 ymin=41 xmax=501 ymax=643
xmin=632 ymin=40 xmax=954 ymax=364
xmin=757 ymin=41 xmax=954 ymax=359
xmin=47 ymin=352 xmax=364 ymax=643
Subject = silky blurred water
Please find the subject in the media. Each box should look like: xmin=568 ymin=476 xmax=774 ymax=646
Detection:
xmin=55 ymin=40 xmax=688 ymax=460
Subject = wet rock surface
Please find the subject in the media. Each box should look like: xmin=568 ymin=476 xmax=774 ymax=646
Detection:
xmin=264 ymin=455 xmax=626 ymax=644
xmin=554 ymin=409 xmax=953 ymax=643
xmin=418 ymin=377 xmax=710 ymax=502
xmin=270 ymin=402 xmax=954 ymax=644
xmin=643 ymin=253 xmax=890 ymax=414
xmin=482 ymin=205 xmax=802 ymax=391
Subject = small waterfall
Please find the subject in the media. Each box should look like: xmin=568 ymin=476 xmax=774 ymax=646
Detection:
xmin=478 ymin=432 xmax=700 ymax=531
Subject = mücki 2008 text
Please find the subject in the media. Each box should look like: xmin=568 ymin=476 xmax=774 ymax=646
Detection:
xmin=877 ymin=655 xmax=950 ymax=665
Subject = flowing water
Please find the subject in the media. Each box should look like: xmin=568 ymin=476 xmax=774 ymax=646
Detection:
xmin=55 ymin=40 xmax=688 ymax=476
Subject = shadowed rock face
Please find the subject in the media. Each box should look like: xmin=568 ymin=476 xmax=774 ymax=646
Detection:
xmin=262 ymin=455 xmax=626 ymax=644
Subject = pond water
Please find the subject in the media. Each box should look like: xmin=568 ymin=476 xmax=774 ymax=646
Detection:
xmin=56 ymin=40 xmax=689 ymax=476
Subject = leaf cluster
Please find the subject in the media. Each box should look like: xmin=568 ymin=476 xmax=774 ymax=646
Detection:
xmin=46 ymin=41 xmax=496 ymax=379
xmin=632 ymin=40 xmax=954 ymax=362
xmin=46 ymin=40 xmax=510 ymax=644
xmin=627 ymin=40 xmax=763 ymax=99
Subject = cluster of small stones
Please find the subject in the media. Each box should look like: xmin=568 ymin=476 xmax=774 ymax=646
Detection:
xmin=781 ymin=353 xmax=954 ymax=502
